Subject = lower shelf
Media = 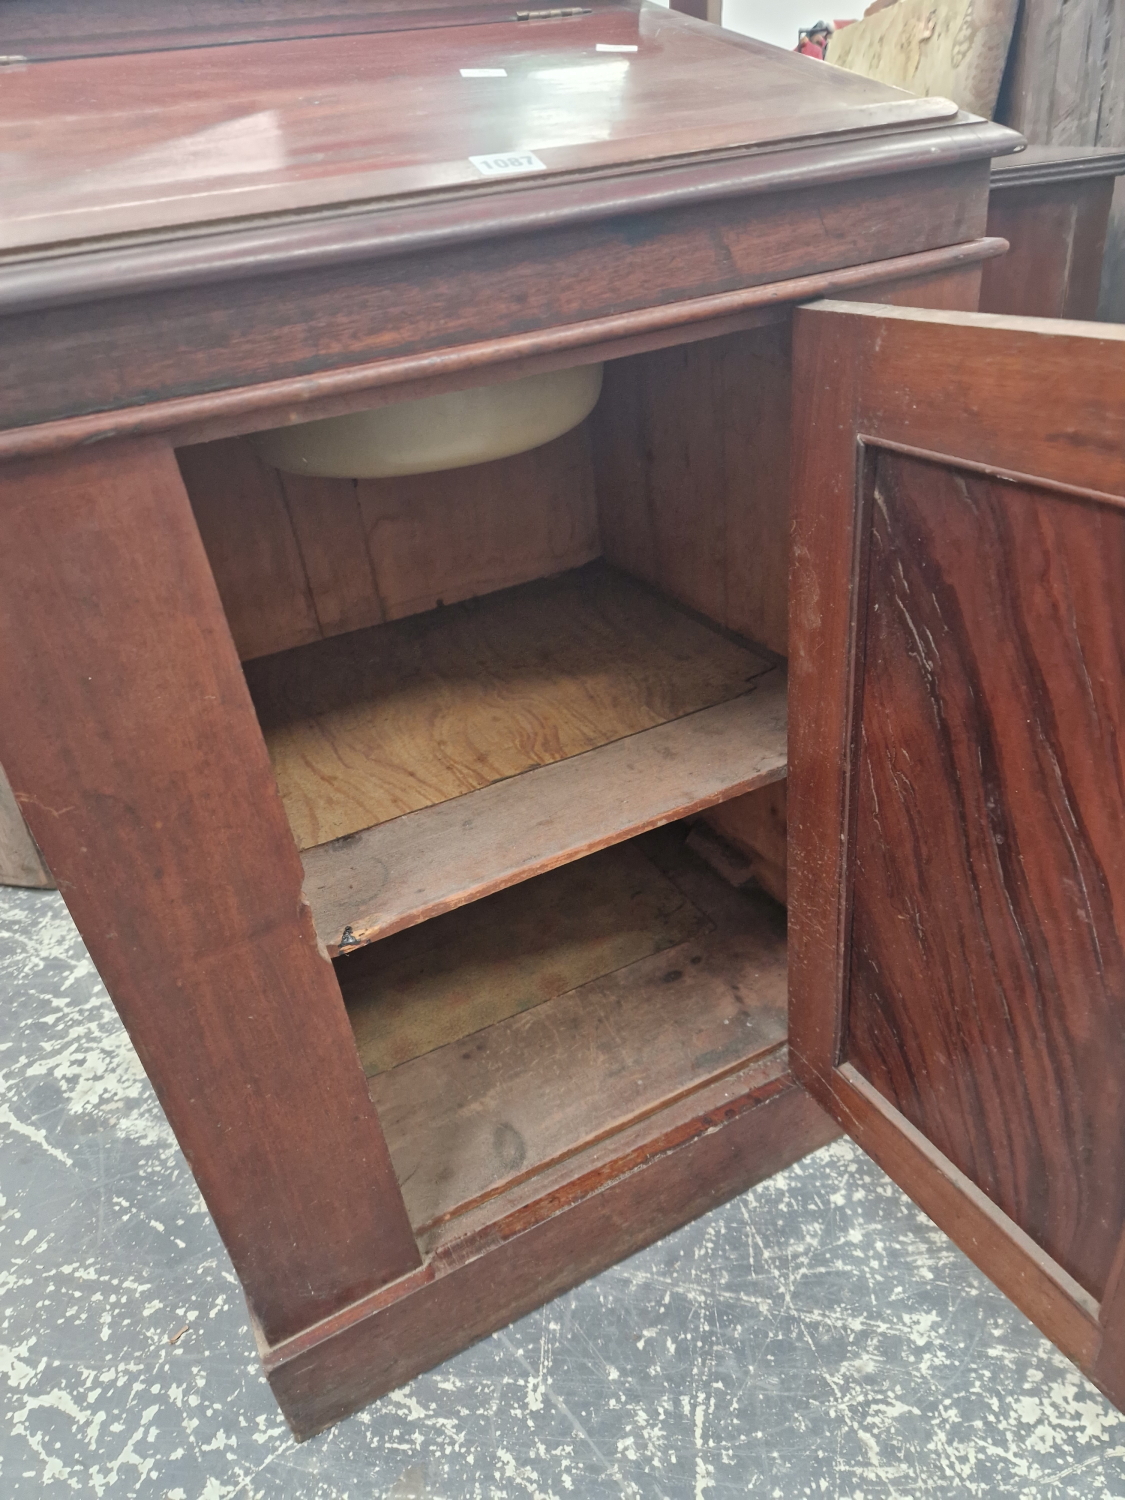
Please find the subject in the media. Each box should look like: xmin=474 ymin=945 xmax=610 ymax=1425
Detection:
xmin=339 ymin=824 xmax=790 ymax=1235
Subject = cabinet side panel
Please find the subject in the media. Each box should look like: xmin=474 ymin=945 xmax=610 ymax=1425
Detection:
xmin=846 ymin=449 xmax=1125 ymax=1301
xmin=0 ymin=441 xmax=422 ymax=1343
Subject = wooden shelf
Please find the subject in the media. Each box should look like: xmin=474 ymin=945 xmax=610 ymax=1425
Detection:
xmin=245 ymin=562 xmax=786 ymax=954
xmin=338 ymin=825 xmax=789 ymax=1235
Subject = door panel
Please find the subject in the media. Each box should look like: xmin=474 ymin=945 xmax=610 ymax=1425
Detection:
xmin=788 ymin=302 xmax=1125 ymax=1403
xmin=849 ymin=450 xmax=1125 ymax=1301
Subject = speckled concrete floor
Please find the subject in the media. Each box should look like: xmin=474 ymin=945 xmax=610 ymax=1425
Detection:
xmin=2 ymin=885 xmax=1125 ymax=1499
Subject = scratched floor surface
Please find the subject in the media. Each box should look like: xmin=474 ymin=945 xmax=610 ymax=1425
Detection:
xmin=2 ymin=884 xmax=1125 ymax=1499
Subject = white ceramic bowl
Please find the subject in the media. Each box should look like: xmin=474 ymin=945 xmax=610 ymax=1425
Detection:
xmin=252 ymin=362 xmax=604 ymax=478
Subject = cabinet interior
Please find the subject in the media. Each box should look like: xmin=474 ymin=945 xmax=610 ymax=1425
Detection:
xmin=177 ymin=319 xmax=794 ymax=1234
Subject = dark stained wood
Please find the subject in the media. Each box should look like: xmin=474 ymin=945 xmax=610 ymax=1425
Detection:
xmin=245 ymin=563 xmax=774 ymax=850
xmin=0 ymin=164 xmax=997 ymax=434
xmin=1 ymin=12 xmax=957 ymax=252
xmin=0 ymin=239 xmax=1007 ymax=463
xmin=990 ymin=145 xmax=1125 ymax=188
xmin=349 ymin=830 xmax=789 ymax=1232
xmin=996 ymin=3 xmax=1125 ymax=320
xmin=302 ymin=675 xmax=787 ymax=954
xmin=848 ymin=449 xmax=1125 ymax=1300
xmin=2 ymin=0 xmax=529 ymax=61
xmin=0 ymin=439 xmax=421 ymax=1345
xmin=831 ymin=260 xmax=986 ymax=311
xmin=982 ymin=170 xmax=1121 ymax=317
xmin=832 ymin=1064 xmax=1100 ymax=1366
xmin=0 ymin=6 xmax=1033 ymax=1439
xmin=788 ymin=299 xmax=1125 ymax=1410
xmin=706 ymin=240 xmax=1018 ymax=919
xmin=266 ymin=1055 xmax=839 ymax=1438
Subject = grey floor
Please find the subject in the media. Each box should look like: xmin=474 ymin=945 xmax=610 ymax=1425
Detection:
xmin=2 ymin=886 xmax=1124 ymax=1499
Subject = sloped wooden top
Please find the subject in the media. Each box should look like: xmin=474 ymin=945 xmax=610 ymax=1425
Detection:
xmin=1 ymin=5 xmax=956 ymax=254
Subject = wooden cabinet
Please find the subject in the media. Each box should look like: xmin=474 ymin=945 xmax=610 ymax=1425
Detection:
xmin=3 ymin=0 xmax=1122 ymax=1445
xmin=982 ymin=147 xmax=1125 ymax=318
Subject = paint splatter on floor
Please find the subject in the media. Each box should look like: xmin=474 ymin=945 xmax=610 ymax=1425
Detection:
xmin=2 ymin=886 xmax=1124 ymax=1498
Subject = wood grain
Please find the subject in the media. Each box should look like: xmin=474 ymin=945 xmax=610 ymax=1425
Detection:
xmin=266 ymin=1058 xmax=840 ymax=1437
xmin=356 ymin=423 xmax=600 ymax=625
xmin=593 ymin=324 xmax=792 ymax=655
xmin=1 ymin=10 xmax=956 ymax=253
xmin=0 ymin=162 xmax=997 ymax=435
xmin=827 ymin=1063 xmax=1101 ymax=1367
xmin=0 ymin=240 xmax=1005 ymax=465
xmin=996 ymin=0 xmax=1125 ymax=319
xmin=340 ymin=839 xmax=711 ymax=1076
xmin=797 ymin=303 xmax=1125 ymax=501
xmin=787 ymin=298 xmax=1125 ymax=1411
xmin=245 ymin=563 xmax=773 ymax=850
xmin=846 ymin=450 xmax=1125 ymax=1301
xmin=301 ymin=675 xmax=787 ymax=954
xmin=179 ymin=425 xmax=599 ymax=661
xmin=277 ymin=471 xmax=385 ymax=640
xmin=178 ymin=437 xmax=322 ymax=661
xmin=352 ymin=828 xmax=789 ymax=1231
xmin=0 ymin=439 xmax=421 ymax=1345
xmin=4 ymin=0 xmax=526 ymax=61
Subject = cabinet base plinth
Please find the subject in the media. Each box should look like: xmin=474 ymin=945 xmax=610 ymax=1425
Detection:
xmin=264 ymin=1064 xmax=838 ymax=1439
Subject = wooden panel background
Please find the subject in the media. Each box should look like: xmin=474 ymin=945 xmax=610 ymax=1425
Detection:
xmin=846 ymin=449 xmax=1125 ymax=1302
xmin=179 ymin=423 xmax=600 ymax=661
xmin=591 ymin=323 xmax=791 ymax=657
xmin=997 ymin=0 xmax=1125 ymax=320
xmin=982 ymin=177 xmax=1118 ymax=318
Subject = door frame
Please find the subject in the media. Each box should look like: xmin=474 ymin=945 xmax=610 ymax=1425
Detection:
xmin=786 ymin=300 xmax=1125 ymax=1404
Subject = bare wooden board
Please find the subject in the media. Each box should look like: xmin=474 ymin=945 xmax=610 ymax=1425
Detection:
xmin=246 ymin=562 xmax=773 ymax=851
xmin=358 ymin=827 xmax=789 ymax=1233
xmin=339 ymin=840 xmax=711 ymax=1074
xmin=356 ymin=423 xmax=600 ymax=625
xmin=302 ymin=671 xmax=787 ymax=954
xmin=828 ymin=0 xmax=1019 ymax=121
xmin=180 ymin=425 xmax=599 ymax=661
xmin=593 ymin=325 xmax=792 ymax=657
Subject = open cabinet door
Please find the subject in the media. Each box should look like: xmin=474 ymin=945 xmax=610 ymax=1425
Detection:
xmin=788 ymin=302 xmax=1125 ymax=1407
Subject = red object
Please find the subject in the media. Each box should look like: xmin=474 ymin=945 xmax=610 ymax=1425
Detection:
xmin=796 ymin=36 xmax=828 ymax=57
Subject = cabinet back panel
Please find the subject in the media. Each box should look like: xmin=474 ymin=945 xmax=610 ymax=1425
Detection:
xmin=846 ymin=450 xmax=1125 ymax=1301
xmin=179 ymin=422 xmax=600 ymax=660
xmin=592 ymin=323 xmax=791 ymax=656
